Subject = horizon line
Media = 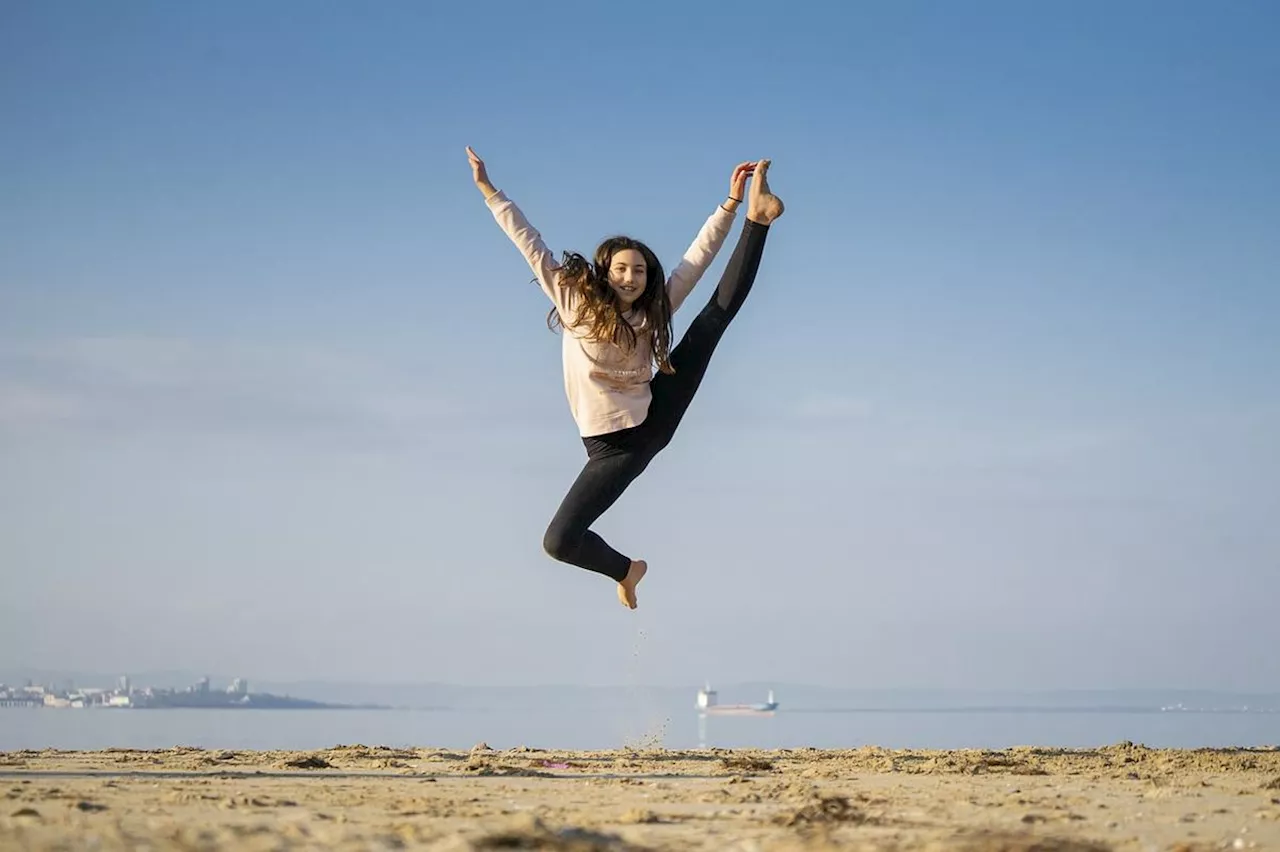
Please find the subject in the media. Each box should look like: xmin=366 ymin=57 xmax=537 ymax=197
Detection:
xmin=2 ymin=669 xmax=1277 ymax=696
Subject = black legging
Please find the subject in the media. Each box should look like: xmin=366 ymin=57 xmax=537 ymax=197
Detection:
xmin=542 ymin=218 xmax=770 ymax=581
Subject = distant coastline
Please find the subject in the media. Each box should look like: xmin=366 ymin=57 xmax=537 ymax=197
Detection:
xmin=0 ymin=675 xmax=388 ymax=711
xmin=4 ymin=668 xmax=1279 ymax=717
xmin=127 ymin=692 xmax=388 ymax=710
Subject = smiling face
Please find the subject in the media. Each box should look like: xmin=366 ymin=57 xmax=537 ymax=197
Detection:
xmin=607 ymin=248 xmax=648 ymax=308
xmin=574 ymin=235 xmax=673 ymax=369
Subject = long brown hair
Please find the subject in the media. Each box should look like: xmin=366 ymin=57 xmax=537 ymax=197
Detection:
xmin=546 ymin=236 xmax=675 ymax=374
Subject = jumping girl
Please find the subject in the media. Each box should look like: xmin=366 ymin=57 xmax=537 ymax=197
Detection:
xmin=466 ymin=146 xmax=784 ymax=609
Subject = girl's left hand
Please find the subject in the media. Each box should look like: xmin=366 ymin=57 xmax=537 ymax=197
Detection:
xmin=729 ymin=161 xmax=757 ymax=203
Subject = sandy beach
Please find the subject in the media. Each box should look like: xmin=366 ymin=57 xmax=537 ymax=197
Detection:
xmin=2 ymin=743 xmax=1278 ymax=850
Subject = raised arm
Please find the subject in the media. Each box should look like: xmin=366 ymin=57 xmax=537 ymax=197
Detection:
xmin=666 ymin=161 xmax=755 ymax=313
xmin=467 ymin=146 xmax=574 ymax=320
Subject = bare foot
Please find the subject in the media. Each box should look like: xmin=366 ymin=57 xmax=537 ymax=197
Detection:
xmin=617 ymin=559 xmax=647 ymax=609
xmin=747 ymin=158 xmax=784 ymax=225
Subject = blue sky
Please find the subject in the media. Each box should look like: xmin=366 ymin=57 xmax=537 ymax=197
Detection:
xmin=2 ymin=0 xmax=1277 ymax=690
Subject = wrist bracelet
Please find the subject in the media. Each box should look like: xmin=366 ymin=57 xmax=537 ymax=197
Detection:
xmin=728 ymin=196 xmax=742 ymax=203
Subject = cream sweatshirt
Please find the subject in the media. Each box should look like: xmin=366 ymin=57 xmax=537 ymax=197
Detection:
xmin=485 ymin=189 xmax=737 ymax=437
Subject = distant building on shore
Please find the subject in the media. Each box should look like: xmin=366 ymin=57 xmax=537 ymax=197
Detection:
xmin=2 ymin=676 xmax=385 ymax=711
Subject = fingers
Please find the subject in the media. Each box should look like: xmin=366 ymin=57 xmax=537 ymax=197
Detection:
xmin=731 ymin=161 xmax=757 ymax=195
xmin=731 ymin=161 xmax=759 ymax=190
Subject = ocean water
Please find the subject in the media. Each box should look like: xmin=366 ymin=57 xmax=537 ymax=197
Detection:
xmin=3 ymin=703 xmax=1278 ymax=753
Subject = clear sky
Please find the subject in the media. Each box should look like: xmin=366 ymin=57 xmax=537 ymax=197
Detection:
xmin=2 ymin=0 xmax=1277 ymax=690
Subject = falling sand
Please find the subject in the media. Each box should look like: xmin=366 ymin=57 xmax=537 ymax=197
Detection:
xmin=2 ymin=743 xmax=1279 ymax=849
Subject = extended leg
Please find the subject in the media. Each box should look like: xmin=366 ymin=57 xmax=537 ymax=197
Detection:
xmin=648 ymin=161 xmax=783 ymax=444
xmin=650 ymin=194 xmax=778 ymax=440
xmin=716 ymin=157 xmax=783 ymax=316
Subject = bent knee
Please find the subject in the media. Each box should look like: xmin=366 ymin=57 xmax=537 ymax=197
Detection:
xmin=542 ymin=524 xmax=579 ymax=563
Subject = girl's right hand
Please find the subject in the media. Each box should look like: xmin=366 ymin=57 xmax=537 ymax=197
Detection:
xmin=466 ymin=146 xmax=497 ymax=196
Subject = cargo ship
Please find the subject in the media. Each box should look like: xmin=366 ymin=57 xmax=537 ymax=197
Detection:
xmin=696 ymin=683 xmax=778 ymax=716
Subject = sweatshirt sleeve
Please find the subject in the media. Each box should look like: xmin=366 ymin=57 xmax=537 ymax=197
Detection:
xmin=665 ymin=203 xmax=738 ymax=313
xmin=484 ymin=189 xmax=575 ymax=320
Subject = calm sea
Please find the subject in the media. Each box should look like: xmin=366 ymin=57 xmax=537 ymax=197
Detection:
xmin=3 ymin=703 xmax=1278 ymax=753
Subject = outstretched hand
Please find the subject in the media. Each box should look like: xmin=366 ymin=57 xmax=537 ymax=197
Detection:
xmin=466 ymin=146 xmax=497 ymax=196
xmin=729 ymin=161 xmax=757 ymax=202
